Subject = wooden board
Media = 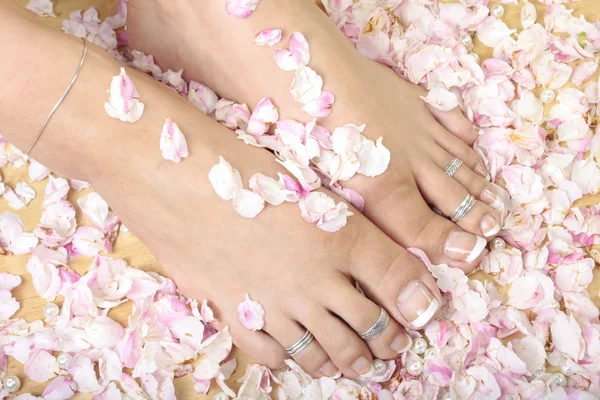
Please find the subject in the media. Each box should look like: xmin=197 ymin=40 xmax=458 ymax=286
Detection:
xmin=2 ymin=0 xmax=600 ymax=398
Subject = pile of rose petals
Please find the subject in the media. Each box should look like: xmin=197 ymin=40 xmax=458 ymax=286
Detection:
xmin=1 ymin=0 xmax=600 ymax=399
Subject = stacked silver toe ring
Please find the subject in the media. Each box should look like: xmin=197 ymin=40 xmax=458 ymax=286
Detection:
xmin=286 ymin=330 xmax=314 ymax=356
xmin=452 ymin=194 xmax=475 ymax=222
xmin=444 ymin=157 xmax=463 ymax=177
xmin=359 ymin=307 xmax=390 ymax=341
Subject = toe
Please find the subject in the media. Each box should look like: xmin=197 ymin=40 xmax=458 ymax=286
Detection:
xmin=262 ymin=314 xmax=337 ymax=378
xmin=350 ymin=240 xmax=443 ymax=330
xmin=296 ymin=307 xmax=375 ymax=377
xmin=427 ymin=106 xmax=479 ymax=145
xmin=348 ymin=168 xmax=482 ymax=268
xmin=216 ymin=314 xmax=287 ymax=370
xmin=323 ymin=278 xmax=412 ymax=359
xmin=432 ymin=131 xmax=489 ymax=180
xmin=417 ymin=162 xmax=501 ymax=239
xmin=431 ymin=149 xmax=504 ymax=211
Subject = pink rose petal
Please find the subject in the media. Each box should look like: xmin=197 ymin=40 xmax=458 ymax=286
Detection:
xmin=237 ymin=293 xmax=265 ymax=331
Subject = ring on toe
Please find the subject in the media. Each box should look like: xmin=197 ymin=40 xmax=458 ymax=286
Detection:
xmin=451 ymin=194 xmax=476 ymax=223
xmin=286 ymin=330 xmax=314 ymax=356
xmin=359 ymin=307 xmax=390 ymax=341
xmin=444 ymin=157 xmax=463 ymax=177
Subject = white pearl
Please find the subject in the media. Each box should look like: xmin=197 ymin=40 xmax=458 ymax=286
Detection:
xmin=412 ymin=338 xmax=428 ymax=355
xmin=553 ymin=373 xmax=567 ymax=387
xmin=468 ymin=53 xmax=480 ymax=64
xmin=441 ymin=392 xmax=452 ymax=400
xmin=490 ymin=4 xmax=505 ymax=18
xmin=560 ymin=361 xmax=574 ymax=376
xmin=461 ymin=35 xmax=473 ymax=50
xmin=374 ymin=359 xmax=387 ymax=375
xmin=213 ymin=392 xmax=229 ymax=400
xmin=56 ymin=353 xmax=72 ymax=369
xmin=43 ymin=303 xmax=59 ymax=318
xmin=424 ymin=348 xmax=437 ymax=358
xmin=4 ymin=376 xmax=21 ymax=393
xmin=406 ymin=359 xmax=423 ymax=376
xmin=490 ymin=237 xmax=506 ymax=250
xmin=540 ymin=89 xmax=556 ymax=104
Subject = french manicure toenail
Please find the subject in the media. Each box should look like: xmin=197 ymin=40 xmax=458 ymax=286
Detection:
xmin=481 ymin=187 xmax=502 ymax=209
xmin=319 ymin=361 xmax=340 ymax=377
xmin=396 ymin=280 xmax=439 ymax=329
xmin=475 ymin=163 xmax=489 ymax=179
xmin=444 ymin=231 xmax=487 ymax=263
xmin=391 ymin=332 xmax=412 ymax=353
xmin=351 ymin=357 xmax=373 ymax=376
xmin=481 ymin=214 xmax=500 ymax=237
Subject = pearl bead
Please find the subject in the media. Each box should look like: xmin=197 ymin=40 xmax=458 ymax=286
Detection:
xmin=540 ymin=89 xmax=556 ymax=104
xmin=412 ymin=338 xmax=428 ymax=355
xmin=490 ymin=4 xmax=505 ymax=18
xmin=406 ymin=359 xmax=423 ymax=376
xmin=56 ymin=353 xmax=72 ymax=369
xmin=553 ymin=373 xmax=567 ymax=387
xmin=468 ymin=53 xmax=480 ymax=64
xmin=4 ymin=376 xmax=21 ymax=393
xmin=43 ymin=303 xmax=59 ymax=318
xmin=560 ymin=361 xmax=574 ymax=376
xmin=374 ymin=359 xmax=387 ymax=375
xmin=441 ymin=393 xmax=452 ymax=400
xmin=213 ymin=392 xmax=229 ymax=400
xmin=461 ymin=35 xmax=474 ymax=50
xmin=424 ymin=348 xmax=437 ymax=358
xmin=490 ymin=237 xmax=506 ymax=250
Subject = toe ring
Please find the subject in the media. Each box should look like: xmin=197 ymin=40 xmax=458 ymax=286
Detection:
xmin=452 ymin=194 xmax=476 ymax=223
xmin=286 ymin=330 xmax=314 ymax=356
xmin=359 ymin=307 xmax=390 ymax=341
xmin=444 ymin=157 xmax=463 ymax=177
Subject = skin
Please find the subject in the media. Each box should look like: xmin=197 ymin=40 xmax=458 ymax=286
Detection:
xmin=127 ymin=0 xmax=504 ymax=272
xmin=0 ymin=0 xmax=499 ymax=378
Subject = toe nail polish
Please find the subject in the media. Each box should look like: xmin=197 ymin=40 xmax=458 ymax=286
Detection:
xmin=444 ymin=231 xmax=487 ymax=263
xmin=481 ymin=214 xmax=500 ymax=237
xmin=481 ymin=187 xmax=502 ymax=209
xmin=396 ymin=280 xmax=439 ymax=329
xmin=351 ymin=357 xmax=374 ymax=376
xmin=475 ymin=163 xmax=490 ymax=180
xmin=391 ymin=332 xmax=412 ymax=353
xmin=319 ymin=361 xmax=340 ymax=377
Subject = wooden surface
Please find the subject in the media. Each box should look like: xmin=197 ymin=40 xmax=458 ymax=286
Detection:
xmin=2 ymin=0 xmax=600 ymax=398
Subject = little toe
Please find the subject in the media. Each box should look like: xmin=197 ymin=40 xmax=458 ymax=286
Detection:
xmin=418 ymin=163 xmax=502 ymax=238
xmin=323 ymin=279 xmax=412 ymax=359
xmin=427 ymin=106 xmax=479 ymax=145
xmin=217 ymin=314 xmax=287 ymax=370
xmin=297 ymin=307 xmax=375 ymax=377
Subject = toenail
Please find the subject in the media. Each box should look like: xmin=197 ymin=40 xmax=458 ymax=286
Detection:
xmin=475 ymin=163 xmax=490 ymax=180
xmin=444 ymin=231 xmax=487 ymax=263
xmin=480 ymin=186 xmax=502 ymax=209
xmin=319 ymin=361 xmax=340 ymax=377
xmin=391 ymin=332 xmax=412 ymax=353
xmin=396 ymin=280 xmax=439 ymax=329
xmin=481 ymin=214 xmax=500 ymax=237
xmin=351 ymin=356 xmax=373 ymax=376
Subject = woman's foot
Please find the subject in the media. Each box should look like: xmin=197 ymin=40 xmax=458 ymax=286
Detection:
xmin=127 ymin=0 xmax=503 ymax=271
xmin=86 ymin=67 xmax=444 ymax=377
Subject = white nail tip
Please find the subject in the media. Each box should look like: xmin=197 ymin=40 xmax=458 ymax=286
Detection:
xmin=411 ymin=299 xmax=439 ymax=329
xmin=483 ymin=223 xmax=501 ymax=238
xmin=397 ymin=335 xmax=413 ymax=354
xmin=466 ymin=236 xmax=487 ymax=263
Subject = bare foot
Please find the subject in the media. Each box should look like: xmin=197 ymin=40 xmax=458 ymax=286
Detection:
xmin=3 ymin=29 xmax=445 ymax=377
xmin=127 ymin=0 xmax=503 ymax=271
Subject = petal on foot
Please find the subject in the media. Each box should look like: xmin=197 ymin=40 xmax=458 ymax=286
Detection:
xmin=237 ymin=294 xmax=266 ymax=331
